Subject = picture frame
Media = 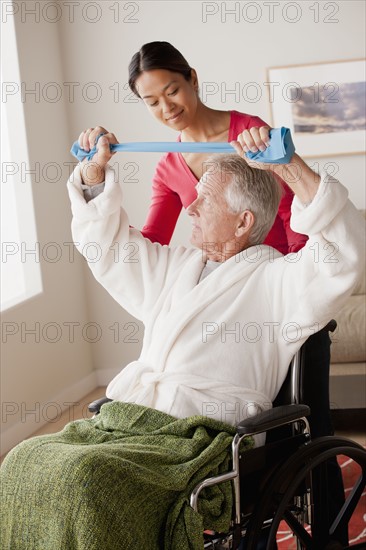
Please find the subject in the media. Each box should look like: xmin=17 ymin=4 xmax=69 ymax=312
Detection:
xmin=267 ymin=59 xmax=365 ymax=158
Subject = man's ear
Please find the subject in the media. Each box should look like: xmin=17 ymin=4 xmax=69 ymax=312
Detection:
xmin=235 ymin=210 xmax=255 ymax=238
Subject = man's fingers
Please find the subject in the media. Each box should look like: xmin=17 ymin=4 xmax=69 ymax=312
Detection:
xmin=78 ymin=131 xmax=85 ymax=148
xmin=249 ymin=127 xmax=264 ymax=151
xmin=245 ymin=127 xmax=267 ymax=152
xmin=236 ymin=126 xmax=272 ymax=153
xmin=230 ymin=140 xmax=248 ymax=159
xmin=259 ymin=126 xmax=271 ymax=147
xmin=96 ymin=133 xmax=119 ymax=160
xmin=95 ymin=136 xmax=113 ymax=164
xmin=102 ymin=132 xmax=119 ymax=146
xmin=80 ymin=128 xmax=94 ymax=151
xmin=239 ymin=129 xmax=257 ymax=152
xmin=78 ymin=127 xmax=119 ymax=185
xmin=78 ymin=127 xmax=119 ymax=161
xmin=88 ymin=126 xmax=108 ymax=150
xmin=237 ymin=134 xmax=249 ymax=153
xmin=230 ymin=140 xmax=275 ymax=172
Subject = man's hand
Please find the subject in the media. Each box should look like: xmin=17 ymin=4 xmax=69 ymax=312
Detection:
xmin=232 ymin=125 xmax=271 ymax=156
xmin=78 ymin=126 xmax=119 ymax=186
xmin=231 ymin=125 xmax=290 ymax=173
xmin=231 ymin=126 xmax=321 ymax=205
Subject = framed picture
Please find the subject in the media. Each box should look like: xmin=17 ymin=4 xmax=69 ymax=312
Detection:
xmin=267 ymin=59 xmax=365 ymax=158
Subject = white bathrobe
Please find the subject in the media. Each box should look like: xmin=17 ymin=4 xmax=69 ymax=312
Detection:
xmin=67 ymin=165 xmax=365 ymax=429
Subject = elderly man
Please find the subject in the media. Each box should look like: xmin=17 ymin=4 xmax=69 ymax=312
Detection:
xmin=68 ymin=126 xmax=363 ymax=428
xmin=1 ymin=127 xmax=364 ymax=550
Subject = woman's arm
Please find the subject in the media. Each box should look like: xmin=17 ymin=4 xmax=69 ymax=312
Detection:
xmin=265 ymin=176 xmax=308 ymax=253
xmin=141 ymin=160 xmax=183 ymax=245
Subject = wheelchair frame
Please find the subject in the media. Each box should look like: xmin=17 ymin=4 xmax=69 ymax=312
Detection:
xmin=88 ymin=321 xmax=366 ymax=550
xmin=196 ymin=321 xmax=366 ymax=550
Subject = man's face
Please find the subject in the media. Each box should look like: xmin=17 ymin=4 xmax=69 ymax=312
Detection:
xmin=187 ymin=170 xmax=243 ymax=261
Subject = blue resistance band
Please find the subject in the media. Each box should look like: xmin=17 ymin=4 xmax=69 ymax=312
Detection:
xmin=70 ymin=127 xmax=295 ymax=164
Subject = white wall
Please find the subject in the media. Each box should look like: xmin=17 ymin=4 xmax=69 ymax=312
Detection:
xmin=2 ymin=0 xmax=365 ymax=452
xmin=59 ymin=0 xmax=366 ymax=381
xmin=1 ymin=7 xmax=96 ymax=454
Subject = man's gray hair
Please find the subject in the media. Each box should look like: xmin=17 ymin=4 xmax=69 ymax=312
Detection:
xmin=206 ymin=154 xmax=283 ymax=246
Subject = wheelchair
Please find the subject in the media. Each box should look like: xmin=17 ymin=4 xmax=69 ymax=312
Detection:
xmin=89 ymin=321 xmax=366 ymax=550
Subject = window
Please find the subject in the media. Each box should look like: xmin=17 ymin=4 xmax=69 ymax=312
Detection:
xmin=1 ymin=12 xmax=42 ymax=311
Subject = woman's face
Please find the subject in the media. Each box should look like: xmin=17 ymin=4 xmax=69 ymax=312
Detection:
xmin=135 ymin=69 xmax=199 ymax=130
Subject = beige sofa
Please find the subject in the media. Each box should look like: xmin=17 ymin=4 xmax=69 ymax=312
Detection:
xmin=329 ymin=210 xmax=366 ymax=422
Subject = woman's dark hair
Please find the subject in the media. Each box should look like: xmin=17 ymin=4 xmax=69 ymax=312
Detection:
xmin=128 ymin=41 xmax=193 ymax=97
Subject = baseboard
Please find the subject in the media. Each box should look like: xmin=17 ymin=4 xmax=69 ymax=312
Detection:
xmin=331 ymin=408 xmax=366 ymax=431
xmin=1 ymin=371 xmax=97 ymax=456
xmin=95 ymin=367 xmax=120 ymax=387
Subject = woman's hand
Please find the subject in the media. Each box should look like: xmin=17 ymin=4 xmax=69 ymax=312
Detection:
xmin=78 ymin=126 xmax=119 ymax=186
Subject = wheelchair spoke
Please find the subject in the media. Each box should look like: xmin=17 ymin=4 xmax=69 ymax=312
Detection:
xmin=282 ymin=508 xmax=314 ymax=548
xmin=242 ymin=439 xmax=366 ymax=550
xmin=330 ymin=469 xmax=366 ymax=540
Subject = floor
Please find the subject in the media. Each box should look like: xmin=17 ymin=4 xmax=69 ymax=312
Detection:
xmin=2 ymin=387 xmax=365 ymax=461
xmin=25 ymin=387 xmax=107 ymax=437
xmin=0 ymin=387 xmax=105 ymax=463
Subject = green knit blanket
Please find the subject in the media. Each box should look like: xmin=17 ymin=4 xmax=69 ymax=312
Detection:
xmin=1 ymin=401 xmax=253 ymax=549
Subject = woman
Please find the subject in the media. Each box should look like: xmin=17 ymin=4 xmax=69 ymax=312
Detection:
xmin=79 ymin=41 xmax=307 ymax=254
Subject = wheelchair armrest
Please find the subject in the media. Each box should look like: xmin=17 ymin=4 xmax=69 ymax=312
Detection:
xmin=88 ymin=397 xmax=113 ymax=414
xmin=236 ymin=404 xmax=310 ymax=436
xmin=324 ymin=319 xmax=337 ymax=333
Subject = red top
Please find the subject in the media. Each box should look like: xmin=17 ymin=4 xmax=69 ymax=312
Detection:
xmin=141 ymin=110 xmax=308 ymax=254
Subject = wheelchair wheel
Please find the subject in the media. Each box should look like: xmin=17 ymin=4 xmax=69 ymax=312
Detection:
xmin=244 ymin=437 xmax=366 ymax=550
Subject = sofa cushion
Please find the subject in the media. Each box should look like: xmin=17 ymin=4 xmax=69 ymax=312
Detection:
xmin=352 ymin=274 xmax=365 ymax=295
xmin=352 ymin=209 xmax=366 ymax=295
xmin=330 ymin=362 xmax=366 ymax=409
xmin=330 ymin=294 xmax=366 ymax=363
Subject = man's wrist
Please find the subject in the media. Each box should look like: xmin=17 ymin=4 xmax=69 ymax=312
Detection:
xmin=80 ymin=161 xmax=106 ymax=186
xmin=275 ymin=154 xmax=320 ymax=204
